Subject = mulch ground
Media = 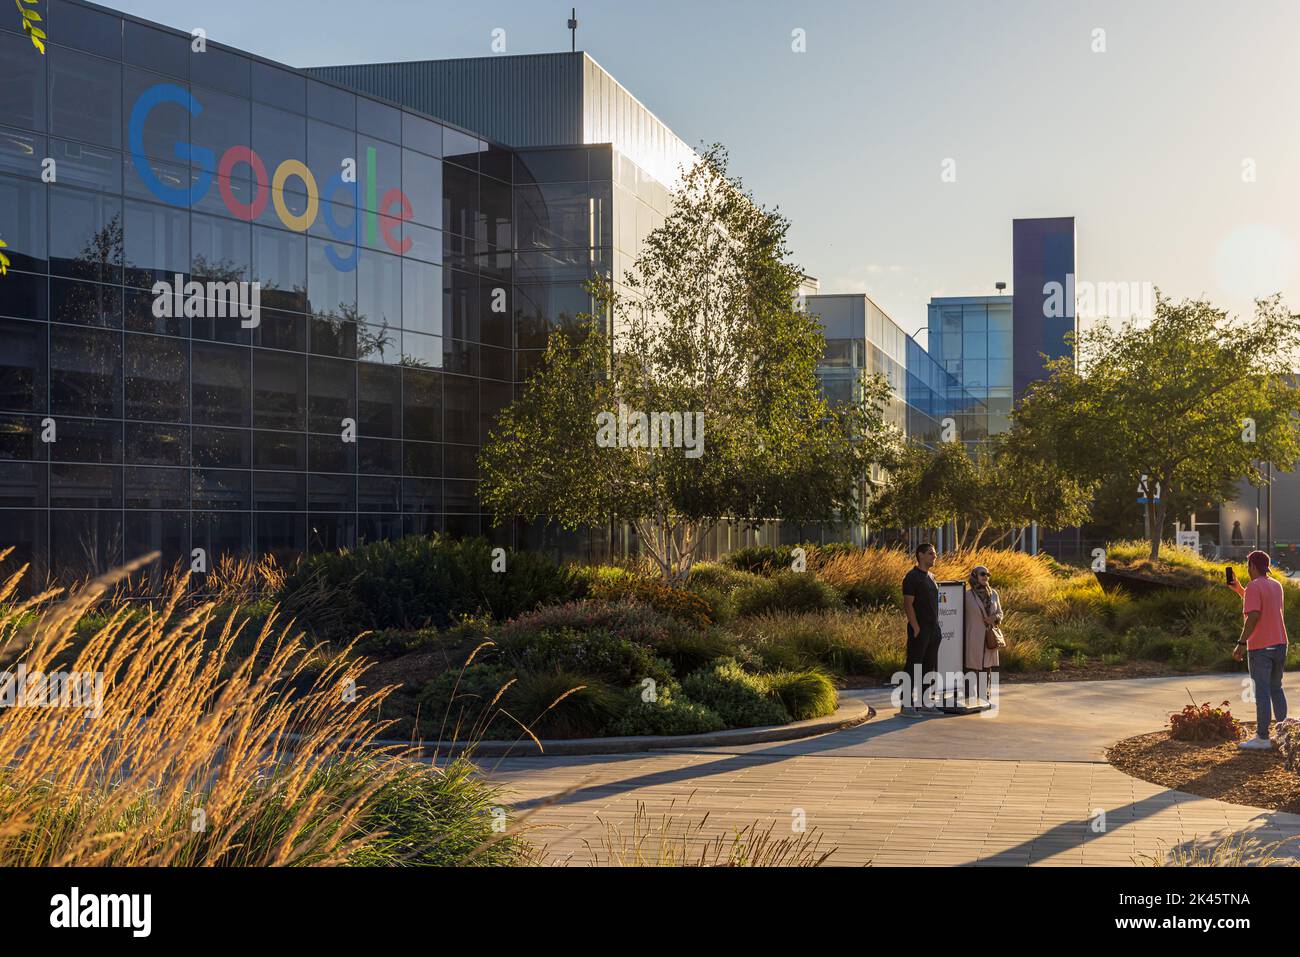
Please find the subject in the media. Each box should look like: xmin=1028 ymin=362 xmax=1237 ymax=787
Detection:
xmin=1107 ymin=724 xmax=1300 ymax=814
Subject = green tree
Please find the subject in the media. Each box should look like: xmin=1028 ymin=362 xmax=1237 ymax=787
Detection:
xmin=479 ymin=146 xmax=898 ymax=581
xmin=869 ymin=435 xmax=1093 ymax=550
xmin=1012 ymin=294 xmax=1300 ymax=560
xmin=867 ymin=440 xmax=971 ymax=538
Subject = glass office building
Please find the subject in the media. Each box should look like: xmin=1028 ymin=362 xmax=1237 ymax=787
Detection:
xmin=810 ymin=293 xmax=986 ymax=448
xmin=924 ymin=217 xmax=1076 ymax=443
xmin=803 ymin=292 xmax=986 ymax=544
xmin=0 ymin=0 xmax=628 ymax=592
xmin=926 ymin=295 xmax=1014 ymax=440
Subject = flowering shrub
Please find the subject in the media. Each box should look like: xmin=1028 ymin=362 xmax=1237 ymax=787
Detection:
xmin=1169 ymin=699 xmax=1243 ymax=742
xmin=1275 ymin=718 xmax=1300 ymax=772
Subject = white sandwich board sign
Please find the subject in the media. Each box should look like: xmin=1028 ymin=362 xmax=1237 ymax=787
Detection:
xmin=936 ymin=580 xmax=966 ymax=680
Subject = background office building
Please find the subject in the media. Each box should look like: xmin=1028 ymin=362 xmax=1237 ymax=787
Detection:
xmin=800 ymin=292 xmax=987 ymax=545
xmin=312 ymin=51 xmax=717 ymax=558
xmin=0 ymin=0 xmax=675 ymax=593
xmin=308 ymin=52 xmax=697 ymax=347
xmin=926 ymin=216 xmax=1076 ymax=445
xmin=810 ymin=292 xmax=986 ymax=447
xmin=925 ymin=294 xmax=1014 ymax=441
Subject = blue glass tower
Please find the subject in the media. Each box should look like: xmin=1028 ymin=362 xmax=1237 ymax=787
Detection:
xmin=1011 ymin=216 xmax=1076 ymax=401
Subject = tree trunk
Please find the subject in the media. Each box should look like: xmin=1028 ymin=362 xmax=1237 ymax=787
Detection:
xmin=1148 ymin=498 xmax=1167 ymax=562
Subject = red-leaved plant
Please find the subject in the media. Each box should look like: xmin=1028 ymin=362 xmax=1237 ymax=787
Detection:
xmin=1169 ymin=693 xmax=1243 ymax=743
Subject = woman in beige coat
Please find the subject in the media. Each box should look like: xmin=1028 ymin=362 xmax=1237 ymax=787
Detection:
xmin=963 ymin=565 xmax=1002 ymax=675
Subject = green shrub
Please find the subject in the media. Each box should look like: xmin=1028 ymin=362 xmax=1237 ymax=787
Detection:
xmin=722 ymin=545 xmax=797 ymax=575
xmin=1113 ymin=588 xmax=1239 ymax=635
xmin=647 ymin=627 xmax=736 ymax=676
xmin=279 ymin=535 xmax=582 ymax=638
xmin=498 ymin=599 xmax=680 ymax=648
xmin=1080 ymin=623 xmax=1138 ymax=658
xmin=733 ymin=572 xmax=841 ymax=618
xmin=507 ymin=670 xmax=629 ymax=739
xmin=688 ymin=562 xmax=763 ymax=595
xmin=571 ymin=564 xmax=635 ymax=591
xmin=1170 ymin=635 xmax=1230 ymax=671
xmin=1040 ymin=576 xmax=1132 ymax=624
xmin=498 ymin=599 xmax=731 ymax=677
xmin=1132 ymin=627 xmax=1179 ymax=662
xmin=418 ymin=663 xmax=628 ymax=740
xmin=763 ymin=669 xmax=838 ymax=721
xmin=418 ymin=662 xmax=515 ymax=738
xmin=71 ymin=606 xmax=146 ymax=641
xmin=182 ymin=756 xmax=531 ymax=867
xmin=341 ymin=759 xmax=530 ymax=866
xmin=688 ymin=585 xmax=731 ymax=624
xmin=503 ymin=626 xmax=673 ymax=688
xmin=686 ymin=563 xmax=763 ymax=622
xmin=681 ymin=658 xmax=791 ymax=729
xmin=608 ymin=689 xmax=726 ymax=736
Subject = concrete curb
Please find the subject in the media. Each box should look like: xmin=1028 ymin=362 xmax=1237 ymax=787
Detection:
xmin=311 ymin=696 xmax=876 ymax=759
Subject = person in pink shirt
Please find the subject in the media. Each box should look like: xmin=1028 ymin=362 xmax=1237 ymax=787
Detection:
xmin=1228 ymin=550 xmax=1289 ymax=749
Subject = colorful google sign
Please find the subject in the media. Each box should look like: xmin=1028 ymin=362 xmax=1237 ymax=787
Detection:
xmin=129 ymin=82 xmax=413 ymax=271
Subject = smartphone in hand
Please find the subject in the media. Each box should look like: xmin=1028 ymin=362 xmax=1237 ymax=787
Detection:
xmin=1226 ymin=566 xmax=1236 ymax=584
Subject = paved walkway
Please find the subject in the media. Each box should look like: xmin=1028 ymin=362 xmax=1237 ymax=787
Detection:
xmin=480 ymin=674 xmax=1300 ymax=865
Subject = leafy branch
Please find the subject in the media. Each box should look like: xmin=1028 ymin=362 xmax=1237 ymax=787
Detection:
xmin=15 ymin=0 xmax=44 ymax=53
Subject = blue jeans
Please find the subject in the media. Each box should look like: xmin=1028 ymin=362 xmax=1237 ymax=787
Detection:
xmin=1248 ymin=644 xmax=1288 ymax=737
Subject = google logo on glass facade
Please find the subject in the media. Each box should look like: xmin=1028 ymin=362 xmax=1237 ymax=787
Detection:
xmin=129 ymin=83 xmax=412 ymax=272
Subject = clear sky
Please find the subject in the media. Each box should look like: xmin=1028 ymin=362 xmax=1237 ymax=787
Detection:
xmin=109 ymin=0 xmax=1300 ymax=342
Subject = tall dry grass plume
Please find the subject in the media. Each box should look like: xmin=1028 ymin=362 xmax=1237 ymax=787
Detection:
xmin=201 ymin=552 xmax=287 ymax=604
xmin=0 ymin=549 xmax=488 ymax=866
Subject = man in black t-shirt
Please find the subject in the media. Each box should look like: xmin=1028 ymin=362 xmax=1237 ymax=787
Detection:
xmin=900 ymin=542 xmax=942 ymax=717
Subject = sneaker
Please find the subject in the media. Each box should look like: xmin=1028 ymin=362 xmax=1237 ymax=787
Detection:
xmin=1239 ymin=736 xmax=1273 ymax=750
xmin=899 ymin=706 xmax=924 ymax=719
xmin=919 ymin=706 xmax=945 ymax=716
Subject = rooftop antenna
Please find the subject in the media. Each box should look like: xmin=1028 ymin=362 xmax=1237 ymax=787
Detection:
xmin=568 ymin=8 xmax=579 ymax=52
